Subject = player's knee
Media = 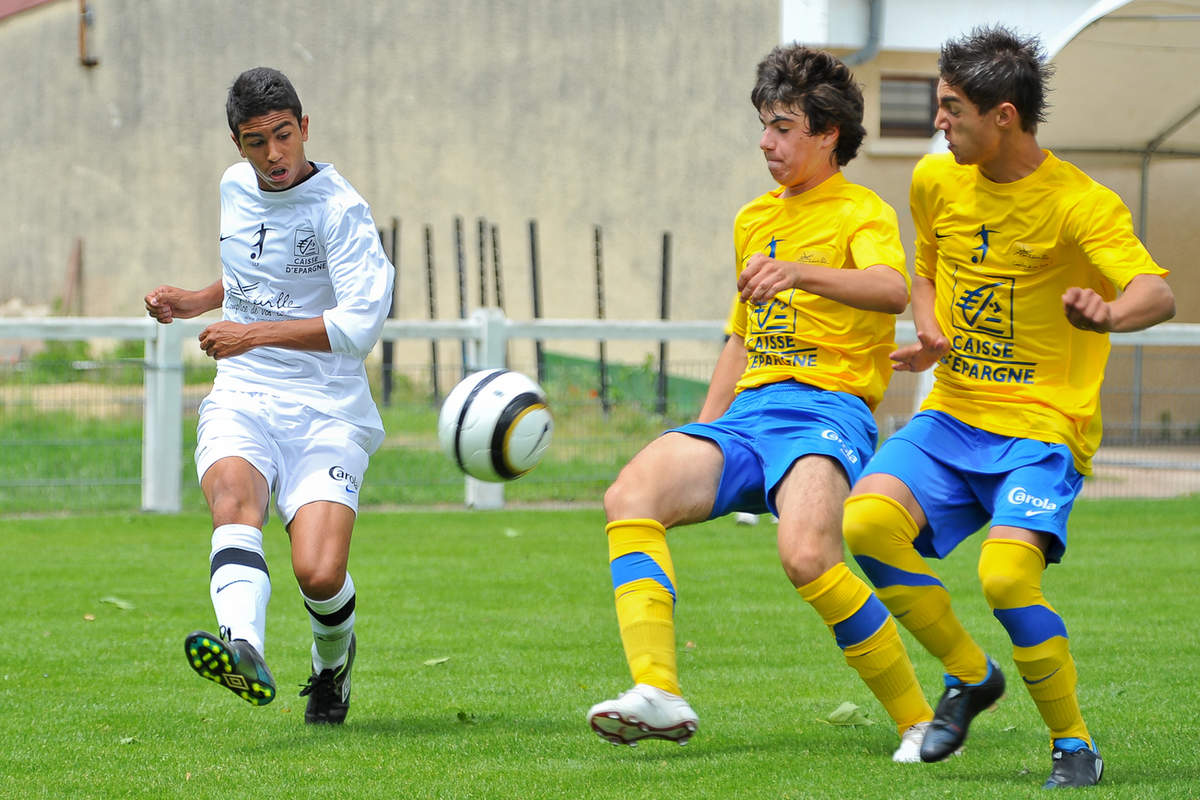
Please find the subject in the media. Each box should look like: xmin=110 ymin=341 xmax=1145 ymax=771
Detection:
xmin=295 ymin=564 xmax=346 ymax=601
xmin=978 ymin=539 xmax=1045 ymax=609
xmin=603 ymin=471 xmax=653 ymax=521
xmin=978 ymin=567 xmax=1022 ymax=609
xmin=778 ymin=539 xmax=834 ymax=587
xmin=842 ymin=493 xmax=906 ymax=557
xmin=208 ymin=493 xmax=265 ymax=528
xmin=978 ymin=555 xmax=1031 ymax=610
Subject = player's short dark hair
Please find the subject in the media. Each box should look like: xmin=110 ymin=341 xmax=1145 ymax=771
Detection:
xmin=751 ymin=45 xmax=866 ymax=166
xmin=939 ymin=26 xmax=1052 ymax=132
xmin=226 ymin=67 xmax=303 ymax=136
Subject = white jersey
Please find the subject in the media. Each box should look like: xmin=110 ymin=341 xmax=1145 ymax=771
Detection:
xmin=213 ymin=161 xmax=395 ymax=444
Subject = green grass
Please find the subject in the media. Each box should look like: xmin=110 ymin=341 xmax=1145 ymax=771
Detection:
xmin=2 ymin=498 xmax=1197 ymax=798
xmin=0 ymin=355 xmax=696 ymax=514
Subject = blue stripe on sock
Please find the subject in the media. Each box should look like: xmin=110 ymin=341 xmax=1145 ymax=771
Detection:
xmin=1053 ymin=737 xmax=1093 ymax=753
xmin=832 ymin=593 xmax=890 ymax=650
xmin=992 ymin=605 xmax=1069 ymax=647
xmin=853 ymin=554 xmax=943 ymax=590
xmin=611 ymin=552 xmax=676 ymax=599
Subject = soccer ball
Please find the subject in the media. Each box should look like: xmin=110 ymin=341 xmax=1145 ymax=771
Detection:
xmin=437 ymin=369 xmax=553 ymax=482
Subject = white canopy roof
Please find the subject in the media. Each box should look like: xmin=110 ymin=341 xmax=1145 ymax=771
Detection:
xmin=1039 ymin=0 xmax=1200 ymax=156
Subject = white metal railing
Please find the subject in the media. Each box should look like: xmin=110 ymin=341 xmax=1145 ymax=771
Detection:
xmin=1 ymin=311 xmax=1197 ymax=512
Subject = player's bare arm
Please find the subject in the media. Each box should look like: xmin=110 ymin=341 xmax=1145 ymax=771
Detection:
xmin=696 ymin=336 xmax=749 ymax=423
xmin=891 ymin=274 xmax=949 ymax=372
xmin=1063 ymin=273 xmax=1175 ymax=333
xmin=198 ymin=315 xmax=331 ymax=360
xmin=738 ymin=252 xmax=907 ymax=313
xmin=145 ymin=280 xmax=224 ymax=324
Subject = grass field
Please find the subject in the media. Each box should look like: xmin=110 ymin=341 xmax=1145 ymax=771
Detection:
xmin=3 ymin=499 xmax=1197 ymax=799
xmin=0 ymin=354 xmax=709 ymax=515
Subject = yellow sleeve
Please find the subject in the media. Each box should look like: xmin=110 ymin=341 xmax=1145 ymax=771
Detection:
xmin=725 ymin=290 xmax=746 ymax=338
xmin=848 ymin=199 xmax=910 ymax=290
xmin=909 ymin=157 xmax=939 ymax=281
xmin=1065 ymin=186 xmax=1168 ymax=288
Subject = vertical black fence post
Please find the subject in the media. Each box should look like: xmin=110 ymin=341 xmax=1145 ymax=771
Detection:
xmin=423 ymin=224 xmax=441 ymax=405
xmin=593 ymin=225 xmax=610 ymax=415
xmin=490 ymin=224 xmax=505 ymax=313
xmin=454 ymin=216 xmax=468 ymax=376
xmin=476 ymin=217 xmax=489 ymax=307
xmin=380 ymin=218 xmax=399 ymax=406
xmin=656 ymin=231 xmax=671 ymax=416
xmin=528 ymin=219 xmax=545 ymax=384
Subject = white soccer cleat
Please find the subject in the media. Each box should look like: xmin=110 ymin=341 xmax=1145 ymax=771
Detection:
xmin=893 ymin=721 xmax=930 ymax=763
xmin=587 ymin=683 xmax=699 ymax=746
xmin=733 ymin=512 xmax=760 ymax=526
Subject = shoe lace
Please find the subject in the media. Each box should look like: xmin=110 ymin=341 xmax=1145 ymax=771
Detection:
xmin=299 ymin=669 xmax=337 ymax=701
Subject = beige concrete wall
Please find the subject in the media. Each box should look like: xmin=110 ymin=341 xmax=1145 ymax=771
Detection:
xmin=2 ymin=1 xmax=1191 ymax=382
xmin=0 ymin=0 xmax=781 ymax=369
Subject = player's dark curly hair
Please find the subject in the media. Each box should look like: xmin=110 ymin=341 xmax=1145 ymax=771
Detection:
xmin=226 ymin=67 xmax=303 ymax=136
xmin=751 ymin=45 xmax=866 ymax=166
xmin=939 ymin=26 xmax=1053 ymax=132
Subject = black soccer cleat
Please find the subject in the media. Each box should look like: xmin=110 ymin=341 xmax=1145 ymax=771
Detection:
xmin=919 ymin=655 xmax=1005 ymax=762
xmin=299 ymin=634 xmax=356 ymax=724
xmin=1043 ymin=744 xmax=1104 ymax=789
xmin=184 ymin=630 xmax=276 ymax=706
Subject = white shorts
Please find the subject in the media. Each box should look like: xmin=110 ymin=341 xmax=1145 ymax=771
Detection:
xmin=195 ymin=388 xmax=375 ymax=525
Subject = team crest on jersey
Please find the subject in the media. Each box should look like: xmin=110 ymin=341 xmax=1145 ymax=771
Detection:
xmin=250 ymin=223 xmax=271 ymax=261
xmin=951 ymin=267 xmax=1013 ymax=339
xmin=294 ymin=227 xmax=318 ymax=257
xmin=286 ymin=226 xmax=327 ymax=275
xmin=971 ymin=224 xmax=998 ymax=264
xmin=751 ymin=295 xmax=797 ymax=334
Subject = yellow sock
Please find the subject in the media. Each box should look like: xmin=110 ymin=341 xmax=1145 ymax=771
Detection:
xmin=607 ymin=519 xmax=680 ymax=696
xmin=844 ymin=494 xmax=988 ymax=683
xmin=979 ymin=538 xmax=1092 ymax=745
xmin=800 ymin=563 xmax=932 ymax=733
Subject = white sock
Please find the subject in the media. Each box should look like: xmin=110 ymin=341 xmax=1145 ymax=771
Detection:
xmin=302 ymin=573 xmax=356 ymax=672
xmin=208 ymin=523 xmax=270 ymax=655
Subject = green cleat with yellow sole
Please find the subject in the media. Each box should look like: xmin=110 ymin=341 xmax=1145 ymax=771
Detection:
xmin=184 ymin=630 xmax=276 ymax=706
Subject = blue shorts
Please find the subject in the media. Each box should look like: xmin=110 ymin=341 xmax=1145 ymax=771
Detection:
xmin=671 ymin=381 xmax=877 ymax=520
xmin=860 ymin=410 xmax=1083 ymax=563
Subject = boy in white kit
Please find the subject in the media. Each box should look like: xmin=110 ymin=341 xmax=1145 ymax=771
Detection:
xmin=144 ymin=67 xmax=394 ymax=724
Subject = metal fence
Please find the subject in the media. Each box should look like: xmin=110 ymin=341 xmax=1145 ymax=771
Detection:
xmin=0 ymin=311 xmax=1198 ymax=514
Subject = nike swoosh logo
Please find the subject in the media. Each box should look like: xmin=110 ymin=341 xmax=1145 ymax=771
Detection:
xmin=934 ymin=231 xmax=951 ymax=239
xmin=1023 ymin=667 xmax=1061 ymax=685
xmin=1024 ymin=509 xmax=1054 ymax=517
xmin=216 ymin=579 xmax=251 ymax=593
xmin=219 ymin=234 xmax=235 ymax=241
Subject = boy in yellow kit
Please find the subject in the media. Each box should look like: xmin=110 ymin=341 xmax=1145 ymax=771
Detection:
xmin=587 ymin=44 xmax=935 ymax=761
xmin=843 ymin=26 xmax=1175 ymax=788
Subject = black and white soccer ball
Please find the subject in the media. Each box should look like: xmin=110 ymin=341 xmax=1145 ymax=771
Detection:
xmin=437 ymin=369 xmax=553 ymax=482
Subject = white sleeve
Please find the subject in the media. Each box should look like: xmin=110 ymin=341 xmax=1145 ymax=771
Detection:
xmin=320 ymin=199 xmax=396 ymax=360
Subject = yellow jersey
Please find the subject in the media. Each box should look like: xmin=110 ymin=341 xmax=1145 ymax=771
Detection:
xmin=728 ymin=172 xmax=909 ymax=411
xmin=911 ymin=151 xmax=1168 ymax=474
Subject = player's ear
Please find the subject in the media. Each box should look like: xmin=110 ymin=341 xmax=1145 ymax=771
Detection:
xmin=231 ymin=131 xmax=245 ymax=157
xmin=299 ymin=114 xmax=309 ymax=142
xmin=994 ymin=102 xmax=1019 ymax=131
xmin=820 ymin=126 xmax=839 ymax=157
